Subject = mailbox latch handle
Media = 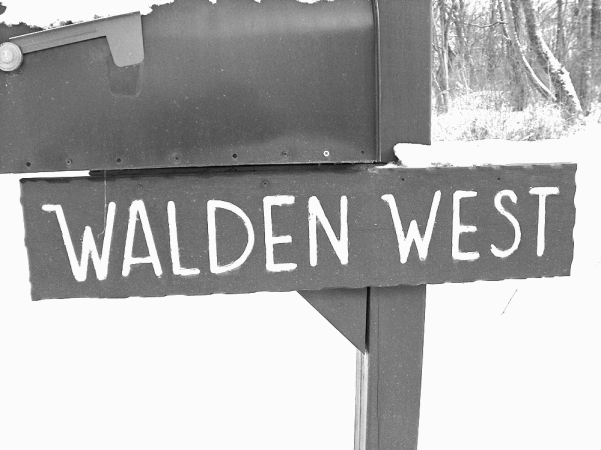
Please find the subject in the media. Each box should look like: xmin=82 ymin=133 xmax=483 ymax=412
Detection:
xmin=1 ymin=12 xmax=144 ymax=72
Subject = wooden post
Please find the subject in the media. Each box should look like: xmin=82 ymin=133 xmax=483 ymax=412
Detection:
xmin=355 ymin=286 xmax=427 ymax=450
xmin=364 ymin=0 xmax=432 ymax=440
xmin=359 ymin=0 xmax=431 ymax=444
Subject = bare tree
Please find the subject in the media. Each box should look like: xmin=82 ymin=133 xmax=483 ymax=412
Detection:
xmin=498 ymin=0 xmax=526 ymax=109
xmin=593 ymin=0 xmax=601 ymax=53
xmin=572 ymin=0 xmax=592 ymax=113
xmin=486 ymin=0 xmax=499 ymax=81
xmin=592 ymin=0 xmax=601 ymax=96
xmin=556 ymin=0 xmax=567 ymax=62
xmin=434 ymin=0 xmax=452 ymax=113
xmin=520 ymin=0 xmax=583 ymax=116
xmin=451 ymin=0 xmax=474 ymax=90
xmin=501 ymin=0 xmax=555 ymax=102
xmin=430 ymin=0 xmax=599 ymax=122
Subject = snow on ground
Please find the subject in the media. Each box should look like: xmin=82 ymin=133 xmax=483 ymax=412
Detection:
xmin=418 ymin=125 xmax=601 ymax=450
xmin=0 ymin=127 xmax=598 ymax=450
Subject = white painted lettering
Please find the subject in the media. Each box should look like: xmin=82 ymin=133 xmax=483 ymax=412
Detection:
xmin=122 ymin=200 xmax=163 ymax=277
xmin=42 ymin=203 xmax=116 ymax=282
xmin=308 ymin=196 xmax=348 ymax=267
xmin=529 ymin=187 xmax=560 ymax=257
xmin=263 ymin=196 xmax=297 ymax=272
xmin=167 ymin=201 xmax=200 ymax=276
xmin=452 ymin=191 xmax=480 ymax=261
xmin=491 ymin=190 xmax=522 ymax=258
xmin=207 ymin=200 xmax=255 ymax=274
xmin=381 ymin=191 xmax=441 ymax=263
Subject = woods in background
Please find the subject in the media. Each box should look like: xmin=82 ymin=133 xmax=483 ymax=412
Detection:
xmin=433 ymin=0 xmax=601 ymax=119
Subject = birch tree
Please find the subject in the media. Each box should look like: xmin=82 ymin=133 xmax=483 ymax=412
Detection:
xmin=501 ymin=0 xmax=555 ymax=102
xmin=520 ymin=0 xmax=583 ymax=116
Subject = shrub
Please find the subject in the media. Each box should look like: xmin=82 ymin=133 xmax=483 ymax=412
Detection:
xmin=432 ymin=91 xmax=591 ymax=142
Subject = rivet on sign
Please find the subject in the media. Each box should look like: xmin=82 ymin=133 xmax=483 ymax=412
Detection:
xmin=323 ymin=150 xmax=330 ymax=157
xmin=0 ymin=42 xmax=23 ymax=72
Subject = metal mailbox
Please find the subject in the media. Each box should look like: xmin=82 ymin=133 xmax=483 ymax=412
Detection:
xmin=0 ymin=0 xmax=376 ymax=173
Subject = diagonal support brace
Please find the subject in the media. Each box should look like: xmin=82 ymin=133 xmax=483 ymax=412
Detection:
xmin=298 ymin=288 xmax=367 ymax=353
xmin=300 ymin=285 xmax=426 ymax=450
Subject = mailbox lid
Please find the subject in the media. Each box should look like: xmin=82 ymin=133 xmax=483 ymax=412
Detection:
xmin=0 ymin=0 xmax=376 ymax=173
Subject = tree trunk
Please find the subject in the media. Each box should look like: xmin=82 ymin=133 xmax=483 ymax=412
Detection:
xmin=435 ymin=0 xmax=451 ymax=113
xmin=556 ymin=0 xmax=567 ymax=63
xmin=510 ymin=0 xmax=521 ymax=35
xmin=593 ymin=0 xmax=601 ymax=55
xmin=486 ymin=0 xmax=498 ymax=82
xmin=451 ymin=0 xmax=473 ymax=91
xmin=574 ymin=0 xmax=592 ymax=114
xmin=501 ymin=0 xmax=555 ymax=103
xmin=498 ymin=0 xmax=526 ymax=110
xmin=591 ymin=0 xmax=600 ymax=97
xmin=520 ymin=0 xmax=583 ymax=116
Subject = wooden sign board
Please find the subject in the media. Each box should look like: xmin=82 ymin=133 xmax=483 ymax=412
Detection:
xmin=20 ymin=164 xmax=576 ymax=300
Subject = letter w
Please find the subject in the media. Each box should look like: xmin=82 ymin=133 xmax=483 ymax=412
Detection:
xmin=381 ymin=191 xmax=441 ymax=263
xmin=42 ymin=203 xmax=116 ymax=282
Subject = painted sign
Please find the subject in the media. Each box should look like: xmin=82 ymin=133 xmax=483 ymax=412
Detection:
xmin=20 ymin=164 xmax=576 ymax=300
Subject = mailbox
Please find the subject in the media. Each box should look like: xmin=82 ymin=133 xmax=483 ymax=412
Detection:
xmin=0 ymin=0 xmax=377 ymax=173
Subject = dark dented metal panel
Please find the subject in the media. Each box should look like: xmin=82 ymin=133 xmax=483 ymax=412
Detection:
xmin=20 ymin=164 xmax=576 ymax=300
xmin=0 ymin=0 xmax=375 ymax=173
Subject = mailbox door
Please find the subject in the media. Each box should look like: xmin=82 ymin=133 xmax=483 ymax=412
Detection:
xmin=0 ymin=0 xmax=375 ymax=173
